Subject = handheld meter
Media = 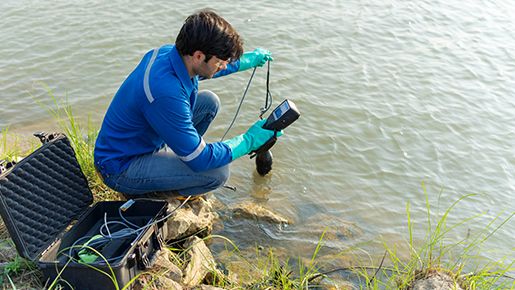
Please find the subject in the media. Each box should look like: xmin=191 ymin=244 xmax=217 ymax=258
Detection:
xmin=251 ymin=99 xmax=300 ymax=156
xmin=262 ymin=99 xmax=300 ymax=131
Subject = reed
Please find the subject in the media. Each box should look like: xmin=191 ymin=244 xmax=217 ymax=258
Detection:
xmin=206 ymin=233 xmax=371 ymax=289
xmin=0 ymin=124 xmax=38 ymax=163
xmin=28 ymin=82 xmax=118 ymax=202
xmin=349 ymin=182 xmax=515 ymax=289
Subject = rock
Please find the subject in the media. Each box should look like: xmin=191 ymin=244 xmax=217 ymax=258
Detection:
xmin=230 ymin=201 xmax=293 ymax=225
xmin=167 ymin=197 xmax=216 ymax=240
xmin=208 ymin=198 xmax=227 ymax=212
xmin=316 ymin=277 xmax=354 ymax=290
xmin=296 ymin=213 xmax=364 ymax=246
xmin=132 ymin=274 xmax=183 ymax=290
xmin=211 ymin=212 xmax=224 ymax=234
xmin=157 ymin=276 xmax=183 ymax=290
xmin=182 ymin=236 xmax=216 ymax=287
xmin=152 ymin=249 xmax=183 ymax=283
xmin=203 ymin=267 xmax=239 ymax=287
xmin=132 ymin=249 xmax=184 ymax=290
xmin=213 ymin=245 xmax=290 ymax=282
xmin=285 ymin=213 xmax=364 ymax=257
xmin=300 ymin=253 xmax=354 ymax=274
xmin=199 ymin=285 xmax=226 ymax=290
xmin=412 ymin=271 xmax=463 ymax=290
xmin=0 ymin=239 xmax=17 ymax=264
xmin=302 ymin=213 xmax=363 ymax=240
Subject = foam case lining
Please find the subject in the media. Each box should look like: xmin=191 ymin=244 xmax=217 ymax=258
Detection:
xmin=0 ymin=133 xmax=168 ymax=290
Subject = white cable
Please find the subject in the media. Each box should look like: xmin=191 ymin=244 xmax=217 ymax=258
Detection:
xmin=104 ymin=212 xmax=111 ymax=237
xmin=118 ymin=207 xmax=140 ymax=229
xmin=69 ymin=197 xmax=191 ymax=264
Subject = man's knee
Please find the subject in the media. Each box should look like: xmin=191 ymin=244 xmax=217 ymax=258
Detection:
xmin=209 ymin=164 xmax=230 ymax=190
xmin=219 ymin=164 xmax=230 ymax=185
xmin=197 ymin=90 xmax=220 ymax=112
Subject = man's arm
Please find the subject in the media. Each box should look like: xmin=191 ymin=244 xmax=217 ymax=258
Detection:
xmin=144 ymin=96 xmax=232 ymax=172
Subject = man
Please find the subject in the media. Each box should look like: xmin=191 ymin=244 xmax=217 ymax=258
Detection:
xmin=94 ymin=9 xmax=281 ymax=200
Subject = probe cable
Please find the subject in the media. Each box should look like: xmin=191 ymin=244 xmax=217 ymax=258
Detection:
xmin=221 ymin=60 xmax=274 ymax=141
xmin=259 ymin=60 xmax=273 ymax=119
xmin=220 ymin=67 xmax=257 ymax=141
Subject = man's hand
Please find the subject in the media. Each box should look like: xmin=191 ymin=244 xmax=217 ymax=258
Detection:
xmin=237 ymin=48 xmax=274 ymax=72
xmin=222 ymin=119 xmax=283 ymax=160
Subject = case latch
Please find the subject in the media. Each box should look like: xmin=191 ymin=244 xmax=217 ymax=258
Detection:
xmin=33 ymin=131 xmax=58 ymax=145
xmin=135 ymin=230 xmax=164 ymax=270
xmin=139 ymin=252 xmax=151 ymax=270
xmin=153 ymin=225 xmax=164 ymax=251
xmin=135 ymin=242 xmax=151 ymax=270
xmin=0 ymin=159 xmax=16 ymax=174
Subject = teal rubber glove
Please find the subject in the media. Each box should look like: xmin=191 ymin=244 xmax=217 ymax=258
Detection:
xmin=237 ymin=47 xmax=274 ymax=72
xmin=223 ymin=119 xmax=283 ymax=160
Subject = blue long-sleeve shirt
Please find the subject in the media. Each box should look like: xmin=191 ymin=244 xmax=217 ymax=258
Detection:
xmin=94 ymin=45 xmax=239 ymax=174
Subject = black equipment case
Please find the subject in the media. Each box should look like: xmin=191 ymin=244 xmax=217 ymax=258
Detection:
xmin=0 ymin=133 xmax=169 ymax=290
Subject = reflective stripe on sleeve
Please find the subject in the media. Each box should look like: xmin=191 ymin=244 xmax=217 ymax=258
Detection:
xmin=144 ymin=47 xmax=161 ymax=103
xmin=178 ymin=138 xmax=206 ymax=162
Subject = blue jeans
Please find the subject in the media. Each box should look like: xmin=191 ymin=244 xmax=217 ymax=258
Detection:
xmin=102 ymin=90 xmax=230 ymax=198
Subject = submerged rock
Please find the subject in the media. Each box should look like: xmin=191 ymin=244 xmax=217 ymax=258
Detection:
xmin=299 ymin=213 xmax=364 ymax=241
xmin=284 ymin=213 xmax=365 ymax=256
xmin=229 ymin=201 xmax=293 ymax=225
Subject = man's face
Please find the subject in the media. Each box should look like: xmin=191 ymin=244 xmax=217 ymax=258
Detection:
xmin=194 ymin=56 xmax=229 ymax=79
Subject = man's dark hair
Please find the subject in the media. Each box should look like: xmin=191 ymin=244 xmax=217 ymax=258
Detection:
xmin=176 ymin=9 xmax=244 ymax=62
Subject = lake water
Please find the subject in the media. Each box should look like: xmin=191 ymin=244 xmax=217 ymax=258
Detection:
xmin=2 ymin=0 xmax=515 ymax=270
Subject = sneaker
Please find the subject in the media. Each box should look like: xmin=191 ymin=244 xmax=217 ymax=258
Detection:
xmin=118 ymin=192 xmax=128 ymax=201
xmin=121 ymin=190 xmax=181 ymax=201
xmin=177 ymin=195 xmax=204 ymax=201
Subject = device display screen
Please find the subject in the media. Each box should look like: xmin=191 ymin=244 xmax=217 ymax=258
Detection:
xmin=273 ymin=101 xmax=290 ymax=120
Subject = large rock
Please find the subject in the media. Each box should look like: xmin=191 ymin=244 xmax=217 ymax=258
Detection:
xmin=285 ymin=213 xmax=365 ymax=257
xmin=182 ymin=236 xmax=216 ymax=287
xmin=230 ymin=201 xmax=293 ymax=225
xmin=132 ymin=274 xmax=183 ymax=290
xmin=153 ymin=249 xmax=183 ymax=283
xmin=132 ymin=249 xmax=183 ymax=290
xmin=166 ymin=197 xmax=216 ymax=240
xmin=199 ymin=285 xmax=226 ymax=290
xmin=412 ymin=271 xmax=463 ymax=290
xmin=202 ymin=267 xmax=239 ymax=288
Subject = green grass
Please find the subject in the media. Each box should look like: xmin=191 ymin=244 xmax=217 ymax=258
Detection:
xmin=2 ymin=86 xmax=515 ymax=289
xmin=347 ymin=183 xmax=515 ymax=289
xmin=207 ymin=233 xmax=370 ymax=289
xmin=27 ymin=82 xmax=118 ymax=202
xmin=0 ymin=124 xmax=38 ymax=164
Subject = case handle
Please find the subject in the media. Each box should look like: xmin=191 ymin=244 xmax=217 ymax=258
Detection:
xmin=33 ymin=131 xmax=58 ymax=145
xmin=136 ymin=230 xmax=164 ymax=270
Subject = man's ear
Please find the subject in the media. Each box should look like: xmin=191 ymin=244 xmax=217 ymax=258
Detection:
xmin=192 ymin=50 xmax=205 ymax=63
